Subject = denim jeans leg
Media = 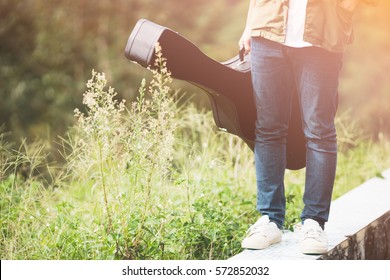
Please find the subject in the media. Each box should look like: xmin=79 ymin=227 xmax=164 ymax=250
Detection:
xmin=251 ymin=37 xmax=295 ymax=229
xmin=288 ymin=47 xmax=342 ymax=226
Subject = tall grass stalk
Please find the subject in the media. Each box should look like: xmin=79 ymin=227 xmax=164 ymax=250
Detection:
xmin=64 ymin=44 xmax=177 ymax=258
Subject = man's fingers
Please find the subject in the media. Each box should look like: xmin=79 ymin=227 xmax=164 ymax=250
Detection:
xmin=244 ymin=41 xmax=251 ymax=54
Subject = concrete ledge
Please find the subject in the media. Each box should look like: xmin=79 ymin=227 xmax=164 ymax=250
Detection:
xmin=320 ymin=210 xmax=390 ymax=259
xmin=230 ymin=169 xmax=390 ymax=260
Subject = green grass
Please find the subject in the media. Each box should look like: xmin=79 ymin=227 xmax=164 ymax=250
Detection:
xmin=1 ymin=48 xmax=390 ymax=260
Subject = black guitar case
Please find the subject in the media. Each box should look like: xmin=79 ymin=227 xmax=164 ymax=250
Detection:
xmin=125 ymin=19 xmax=306 ymax=170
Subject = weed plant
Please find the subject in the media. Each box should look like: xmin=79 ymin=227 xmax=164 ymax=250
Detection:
xmin=1 ymin=46 xmax=390 ymax=259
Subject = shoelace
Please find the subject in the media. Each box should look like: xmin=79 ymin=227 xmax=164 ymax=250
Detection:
xmin=246 ymin=221 xmax=269 ymax=236
xmin=302 ymin=228 xmax=324 ymax=241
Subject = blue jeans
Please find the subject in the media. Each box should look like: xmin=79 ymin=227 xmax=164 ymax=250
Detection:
xmin=251 ymin=37 xmax=342 ymax=229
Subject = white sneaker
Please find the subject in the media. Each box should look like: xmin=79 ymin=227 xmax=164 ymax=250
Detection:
xmin=242 ymin=215 xmax=282 ymax=249
xmin=300 ymin=219 xmax=328 ymax=255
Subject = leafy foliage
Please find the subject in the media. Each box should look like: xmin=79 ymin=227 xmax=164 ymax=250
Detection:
xmin=1 ymin=0 xmax=389 ymax=260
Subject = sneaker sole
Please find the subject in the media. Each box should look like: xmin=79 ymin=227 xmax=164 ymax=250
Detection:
xmin=301 ymin=245 xmax=328 ymax=255
xmin=242 ymin=235 xmax=282 ymax=250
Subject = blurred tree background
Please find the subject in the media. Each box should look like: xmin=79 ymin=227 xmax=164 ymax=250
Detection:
xmin=1 ymin=0 xmax=389 ymax=152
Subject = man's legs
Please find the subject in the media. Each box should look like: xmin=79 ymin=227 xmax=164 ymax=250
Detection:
xmin=246 ymin=38 xmax=342 ymax=252
xmin=288 ymin=46 xmax=342 ymax=227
